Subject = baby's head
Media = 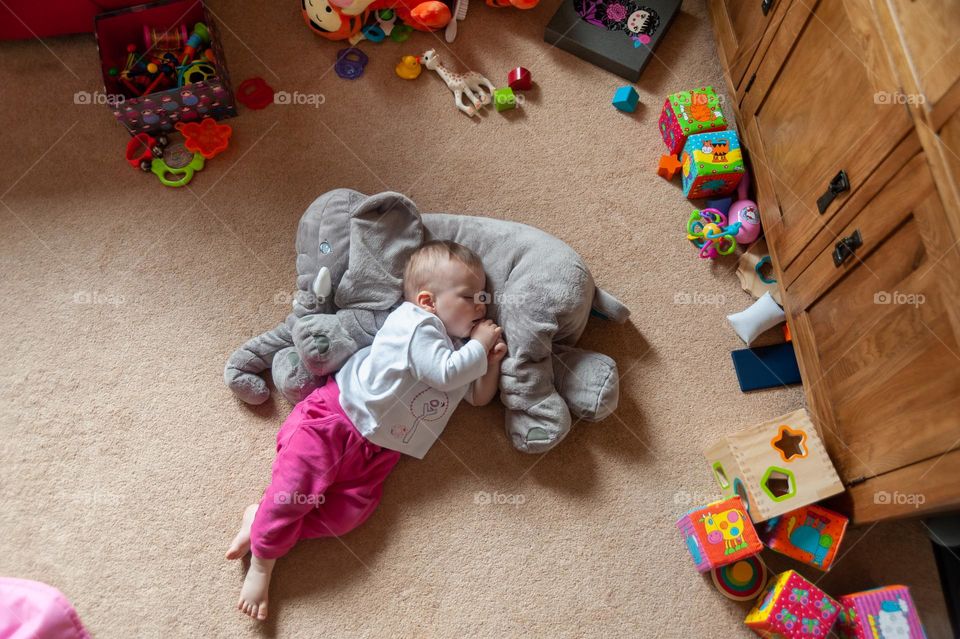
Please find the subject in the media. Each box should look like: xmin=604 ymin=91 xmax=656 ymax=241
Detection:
xmin=403 ymin=240 xmax=488 ymax=339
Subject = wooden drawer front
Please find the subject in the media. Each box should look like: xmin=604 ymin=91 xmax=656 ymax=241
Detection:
xmin=707 ymin=0 xmax=791 ymax=95
xmin=787 ymin=152 xmax=960 ymax=485
xmin=744 ymin=0 xmax=912 ymax=272
xmin=937 ymin=107 xmax=960 ymax=240
xmin=873 ymin=0 xmax=960 ymax=128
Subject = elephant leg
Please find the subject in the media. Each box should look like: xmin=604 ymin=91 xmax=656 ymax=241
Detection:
xmin=224 ymin=320 xmax=294 ymax=405
xmin=500 ymin=355 xmax=572 ymax=453
xmin=552 ymin=345 xmax=620 ymax=422
xmin=503 ymin=392 xmax=572 ymax=454
xmin=272 ymin=347 xmax=325 ymax=404
xmin=292 ymin=308 xmax=386 ymax=377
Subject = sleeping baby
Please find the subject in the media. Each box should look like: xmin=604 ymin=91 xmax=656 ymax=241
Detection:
xmin=225 ymin=239 xmax=507 ymax=620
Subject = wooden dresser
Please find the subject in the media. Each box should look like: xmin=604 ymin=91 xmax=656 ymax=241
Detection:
xmin=707 ymin=0 xmax=960 ymax=523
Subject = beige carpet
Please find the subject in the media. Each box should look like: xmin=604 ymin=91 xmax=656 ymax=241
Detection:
xmin=0 ymin=0 xmax=952 ymax=636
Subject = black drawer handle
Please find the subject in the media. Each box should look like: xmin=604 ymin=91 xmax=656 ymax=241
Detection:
xmin=833 ymin=229 xmax=862 ymax=267
xmin=761 ymin=0 xmax=774 ymax=16
xmin=817 ymin=170 xmax=850 ymax=214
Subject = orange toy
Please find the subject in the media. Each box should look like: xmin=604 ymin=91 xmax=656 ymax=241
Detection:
xmin=760 ymin=504 xmax=848 ymax=571
xmin=301 ymin=0 xmax=537 ymax=41
xmin=486 ymin=0 xmax=539 ymax=8
xmin=302 ymin=0 xmax=451 ymax=40
xmin=176 ymin=117 xmax=232 ymax=160
xmin=658 ymin=154 xmax=682 ymax=180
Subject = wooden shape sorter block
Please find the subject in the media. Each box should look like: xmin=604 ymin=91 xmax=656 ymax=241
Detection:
xmin=676 ymin=496 xmax=762 ymax=573
xmin=704 ymin=408 xmax=845 ymax=523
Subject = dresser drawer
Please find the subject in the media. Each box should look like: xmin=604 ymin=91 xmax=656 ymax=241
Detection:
xmin=785 ymin=151 xmax=960 ymax=487
xmin=873 ymin=0 xmax=960 ymax=129
xmin=706 ymin=0 xmax=791 ymax=99
xmin=741 ymin=0 xmax=913 ymax=274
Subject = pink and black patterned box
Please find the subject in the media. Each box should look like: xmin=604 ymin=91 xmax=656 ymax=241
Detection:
xmin=94 ymin=0 xmax=236 ymax=135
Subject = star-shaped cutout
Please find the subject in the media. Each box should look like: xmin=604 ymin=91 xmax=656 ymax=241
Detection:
xmin=771 ymin=425 xmax=807 ymax=462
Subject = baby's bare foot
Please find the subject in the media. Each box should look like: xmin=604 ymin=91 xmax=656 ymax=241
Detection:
xmin=226 ymin=504 xmax=258 ymax=560
xmin=238 ymin=555 xmax=275 ymax=620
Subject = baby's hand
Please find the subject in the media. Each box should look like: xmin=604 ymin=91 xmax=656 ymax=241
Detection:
xmin=470 ymin=319 xmax=502 ymax=352
xmin=488 ymin=337 xmax=507 ymax=365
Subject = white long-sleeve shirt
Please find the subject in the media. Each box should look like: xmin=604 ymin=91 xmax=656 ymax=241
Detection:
xmin=335 ymin=301 xmax=488 ymax=458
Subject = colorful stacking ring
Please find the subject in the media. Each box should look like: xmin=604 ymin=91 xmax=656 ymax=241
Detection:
xmin=711 ymin=556 xmax=768 ymax=601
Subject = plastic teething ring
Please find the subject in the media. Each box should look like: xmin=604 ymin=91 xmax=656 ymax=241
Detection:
xmin=335 ymin=48 xmax=368 ymax=80
xmin=236 ymin=77 xmax=275 ymax=110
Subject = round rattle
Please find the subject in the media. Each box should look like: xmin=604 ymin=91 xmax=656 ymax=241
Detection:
xmin=687 ymin=208 xmax=739 ymax=259
xmin=335 ymin=48 xmax=368 ymax=80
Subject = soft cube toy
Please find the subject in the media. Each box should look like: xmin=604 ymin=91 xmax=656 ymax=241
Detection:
xmin=760 ymin=503 xmax=848 ymax=571
xmin=746 ymin=570 xmax=840 ymax=638
xmin=676 ymin=496 xmax=761 ymax=573
xmin=658 ymin=86 xmax=726 ymax=154
xmin=835 ymin=586 xmax=927 ymax=638
xmin=681 ymin=129 xmax=745 ymax=199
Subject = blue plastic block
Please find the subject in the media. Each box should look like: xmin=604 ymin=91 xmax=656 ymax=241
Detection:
xmin=612 ymin=85 xmax=639 ymax=113
xmin=706 ymin=196 xmax=733 ymax=216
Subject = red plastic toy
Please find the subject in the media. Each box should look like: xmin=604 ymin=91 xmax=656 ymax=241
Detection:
xmin=175 ymin=117 xmax=232 ymax=159
xmin=236 ymin=77 xmax=275 ymax=110
xmin=125 ymin=132 xmax=167 ymax=170
xmin=507 ymin=66 xmax=531 ymax=91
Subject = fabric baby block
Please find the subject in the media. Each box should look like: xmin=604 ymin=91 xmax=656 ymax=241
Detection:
xmin=681 ymin=129 xmax=745 ymax=199
xmin=658 ymin=85 xmax=727 ymax=154
xmin=676 ymin=495 xmax=762 ymax=573
xmin=835 ymin=586 xmax=927 ymax=638
xmin=760 ymin=503 xmax=848 ymax=571
xmin=745 ymin=570 xmax=840 ymax=639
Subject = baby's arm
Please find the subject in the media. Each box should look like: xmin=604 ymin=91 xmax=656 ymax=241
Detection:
xmin=409 ymin=322 xmax=487 ymax=392
xmin=466 ymin=337 xmax=507 ymax=406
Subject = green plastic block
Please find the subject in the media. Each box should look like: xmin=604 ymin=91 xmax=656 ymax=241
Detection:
xmin=493 ymin=87 xmax=516 ymax=112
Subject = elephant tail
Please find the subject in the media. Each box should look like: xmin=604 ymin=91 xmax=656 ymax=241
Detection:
xmin=224 ymin=321 xmax=294 ymax=405
xmin=591 ymin=287 xmax=630 ymax=323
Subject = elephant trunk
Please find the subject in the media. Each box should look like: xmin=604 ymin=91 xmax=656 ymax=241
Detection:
xmin=224 ymin=320 xmax=294 ymax=405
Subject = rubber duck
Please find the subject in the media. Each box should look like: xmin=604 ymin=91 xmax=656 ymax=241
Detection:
xmin=395 ymin=55 xmax=422 ymax=80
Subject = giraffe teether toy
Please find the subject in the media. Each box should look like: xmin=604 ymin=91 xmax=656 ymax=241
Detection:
xmin=419 ymin=49 xmax=496 ymax=117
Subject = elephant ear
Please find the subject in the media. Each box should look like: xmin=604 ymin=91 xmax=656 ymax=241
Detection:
xmin=334 ymin=191 xmax=424 ymax=310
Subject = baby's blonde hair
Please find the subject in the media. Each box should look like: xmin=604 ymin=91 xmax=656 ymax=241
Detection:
xmin=403 ymin=240 xmax=484 ymax=302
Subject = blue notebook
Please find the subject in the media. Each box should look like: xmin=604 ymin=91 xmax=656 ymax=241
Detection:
xmin=731 ymin=342 xmax=802 ymax=392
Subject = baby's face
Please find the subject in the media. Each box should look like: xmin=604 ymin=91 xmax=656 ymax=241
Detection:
xmin=424 ymin=258 xmax=488 ymax=339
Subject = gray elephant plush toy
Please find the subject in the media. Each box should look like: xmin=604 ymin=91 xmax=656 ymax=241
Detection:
xmin=225 ymin=189 xmax=630 ymax=453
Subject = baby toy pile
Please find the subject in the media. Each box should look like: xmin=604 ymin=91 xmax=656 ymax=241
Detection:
xmin=676 ymin=408 xmax=928 ymax=638
xmin=110 ymin=21 xmax=216 ymax=100
xmin=657 ymin=86 xmax=787 ymax=350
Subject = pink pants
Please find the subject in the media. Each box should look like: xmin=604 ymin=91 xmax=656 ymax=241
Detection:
xmin=250 ymin=377 xmax=401 ymax=560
